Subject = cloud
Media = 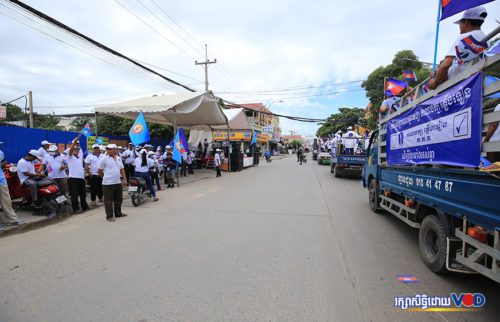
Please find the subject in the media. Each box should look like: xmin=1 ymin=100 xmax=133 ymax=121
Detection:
xmin=0 ymin=0 xmax=498 ymax=135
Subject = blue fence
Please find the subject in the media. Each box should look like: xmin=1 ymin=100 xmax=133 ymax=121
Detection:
xmin=0 ymin=126 xmax=168 ymax=163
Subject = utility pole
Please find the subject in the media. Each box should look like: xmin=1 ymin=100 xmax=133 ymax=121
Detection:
xmin=195 ymin=44 xmax=216 ymax=92
xmin=28 ymin=91 xmax=34 ymax=128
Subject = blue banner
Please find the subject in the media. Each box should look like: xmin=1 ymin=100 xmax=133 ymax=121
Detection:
xmin=386 ymin=72 xmax=482 ymax=167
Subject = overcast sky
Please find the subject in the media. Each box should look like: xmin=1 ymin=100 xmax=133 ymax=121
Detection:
xmin=0 ymin=0 xmax=498 ymax=136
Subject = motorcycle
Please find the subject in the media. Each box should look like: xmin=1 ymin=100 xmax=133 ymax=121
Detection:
xmin=4 ymin=164 xmax=66 ymax=216
xmin=128 ymin=176 xmax=151 ymax=206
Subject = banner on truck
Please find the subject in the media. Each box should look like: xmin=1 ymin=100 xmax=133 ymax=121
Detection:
xmin=386 ymin=72 xmax=482 ymax=167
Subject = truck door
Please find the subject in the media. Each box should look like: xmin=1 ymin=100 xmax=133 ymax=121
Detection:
xmin=362 ymin=130 xmax=379 ymax=188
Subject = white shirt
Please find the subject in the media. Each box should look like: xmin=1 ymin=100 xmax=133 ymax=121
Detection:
xmin=85 ymin=154 xmax=101 ymax=175
xmin=133 ymin=157 xmax=154 ymax=173
xmin=490 ymin=104 xmax=500 ymax=142
xmin=38 ymin=147 xmax=49 ymax=159
xmin=66 ymin=154 xmax=85 ymax=179
xmin=99 ymin=155 xmax=124 ymax=185
xmin=447 ymin=30 xmax=486 ymax=80
xmin=17 ymin=158 xmax=35 ymax=184
xmin=214 ymin=153 xmax=221 ymax=166
xmin=42 ymin=154 xmax=67 ymax=179
xmin=122 ymin=149 xmax=136 ymax=165
xmin=64 ymin=148 xmax=83 ymax=159
xmin=342 ymin=131 xmax=361 ymax=149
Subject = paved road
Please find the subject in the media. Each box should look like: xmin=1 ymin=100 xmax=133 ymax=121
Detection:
xmin=0 ymin=155 xmax=498 ymax=321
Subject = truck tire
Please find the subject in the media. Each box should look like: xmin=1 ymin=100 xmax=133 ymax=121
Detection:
xmin=419 ymin=215 xmax=448 ymax=273
xmin=333 ymin=164 xmax=342 ymax=178
xmin=368 ymin=179 xmax=382 ymax=213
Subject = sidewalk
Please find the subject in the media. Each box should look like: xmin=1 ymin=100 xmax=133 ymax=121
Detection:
xmin=0 ymin=168 xmax=217 ymax=238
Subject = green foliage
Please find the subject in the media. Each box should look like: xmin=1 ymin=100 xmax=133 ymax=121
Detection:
xmin=290 ymin=140 xmax=302 ymax=148
xmin=316 ymin=107 xmax=366 ymax=137
xmin=3 ymin=104 xmax=63 ymax=130
xmin=361 ymin=50 xmax=431 ymax=129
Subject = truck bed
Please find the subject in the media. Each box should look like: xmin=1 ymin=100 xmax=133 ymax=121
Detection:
xmin=379 ymin=166 xmax=500 ymax=230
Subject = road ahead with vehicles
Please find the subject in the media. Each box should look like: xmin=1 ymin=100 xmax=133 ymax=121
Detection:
xmin=1 ymin=156 xmax=498 ymax=322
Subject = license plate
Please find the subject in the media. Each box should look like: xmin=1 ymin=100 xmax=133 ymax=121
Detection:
xmin=56 ymin=195 xmax=67 ymax=203
xmin=128 ymin=186 xmax=138 ymax=192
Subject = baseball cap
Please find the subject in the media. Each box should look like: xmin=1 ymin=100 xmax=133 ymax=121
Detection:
xmin=454 ymin=6 xmax=487 ymax=24
xmin=99 ymin=145 xmax=106 ymax=151
xmin=147 ymin=151 xmax=155 ymax=156
xmin=92 ymin=144 xmax=100 ymax=149
xmin=48 ymin=145 xmax=58 ymax=152
xmin=41 ymin=140 xmax=51 ymax=145
xmin=28 ymin=149 xmax=40 ymax=157
xmin=157 ymin=146 xmax=162 ymax=151
xmin=347 ymin=126 xmax=353 ymax=130
xmin=106 ymin=143 xmax=118 ymax=149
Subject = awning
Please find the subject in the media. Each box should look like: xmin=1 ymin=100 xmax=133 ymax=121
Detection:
xmin=213 ymin=108 xmax=251 ymax=130
xmin=94 ymin=92 xmax=228 ymax=128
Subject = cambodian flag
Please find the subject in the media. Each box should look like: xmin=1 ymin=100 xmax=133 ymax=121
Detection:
xmin=396 ymin=274 xmax=419 ymax=283
xmin=461 ymin=36 xmax=488 ymax=54
xmin=81 ymin=123 xmax=92 ymax=138
xmin=385 ymin=78 xmax=407 ymax=96
xmin=421 ymin=80 xmax=431 ymax=95
xmin=402 ymin=70 xmax=417 ymax=82
xmin=440 ymin=0 xmax=494 ymax=21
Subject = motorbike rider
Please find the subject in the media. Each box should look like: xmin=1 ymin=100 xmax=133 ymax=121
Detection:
xmin=39 ymin=145 xmax=68 ymax=197
xmin=297 ymin=146 xmax=304 ymax=165
xmin=265 ymin=149 xmax=271 ymax=162
xmin=16 ymin=150 xmax=44 ymax=206
xmin=133 ymin=149 xmax=159 ymax=201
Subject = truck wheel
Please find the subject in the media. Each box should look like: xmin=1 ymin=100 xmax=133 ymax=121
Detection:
xmin=368 ymin=179 xmax=381 ymax=213
xmin=419 ymin=215 xmax=448 ymax=273
xmin=333 ymin=164 xmax=342 ymax=178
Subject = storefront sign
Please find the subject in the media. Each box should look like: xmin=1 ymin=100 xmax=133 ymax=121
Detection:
xmin=87 ymin=136 xmax=110 ymax=146
xmin=212 ymin=130 xmax=252 ymax=141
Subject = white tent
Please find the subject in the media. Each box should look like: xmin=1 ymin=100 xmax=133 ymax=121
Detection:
xmin=94 ymin=91 xmax=228 ymax=128
xmin=213 ymin=108 xmax=251 ymax=130
xmin=188 ymin=108 xmax=252 ymax=147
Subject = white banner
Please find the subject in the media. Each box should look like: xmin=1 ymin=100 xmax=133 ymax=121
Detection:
xmin=390 ymin=107 xmax=472 ymax=151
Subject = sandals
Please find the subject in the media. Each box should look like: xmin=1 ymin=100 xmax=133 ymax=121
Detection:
xmin=480 ymin=161 xmax=500 ymax=172
xmin=153 ymin=197 xmax=159 ymax=202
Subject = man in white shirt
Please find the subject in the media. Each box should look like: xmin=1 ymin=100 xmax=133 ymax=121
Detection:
xmin=85 ymin=144 xmax=103 ymax=207
xmin=188 ymin=149 xmax=195 ymax=174
xmin=66 ymin=137 xmax=89 ymax=214
xmin=17 ymin=150 xmax=43 ymax=205
xmin=181 ymin=150 xmax=188 ymax=177
xmin=430 ymin=7 xmax=488 ymax=90
xmin=99 ymin=144 xmax=127 ymax=222
xmin=121 ymin=143 xmax=136 ymax=182
xmin=214 ymin=148 xmax=222 ymax=177
xmin=342 ymin=126 xmax=361 ymax=155
xmin=37 ymin=140 xmax=51 ymax=160
xmin=40 ymin=145 xmax=68 ymax=197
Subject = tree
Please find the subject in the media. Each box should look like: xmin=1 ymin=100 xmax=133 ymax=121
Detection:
xmin=69 ymin=117 xmax=92 ymax=132
xmin=361 ymin=50 xmax=431 ymax=129
xmin=316 ymin=107 xmax=366 ymax=137
xmin=2 ymin=103 xmax=62 ymax=130
xmin=290 ymin=140 xmax=302 ymax=148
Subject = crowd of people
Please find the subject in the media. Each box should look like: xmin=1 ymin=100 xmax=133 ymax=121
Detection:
xmin=317 ymin=126 xmax=370 ymax=157
xmin=0 ymin=136 xmax=227 ymax=225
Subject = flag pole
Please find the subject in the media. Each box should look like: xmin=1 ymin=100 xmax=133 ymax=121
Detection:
xmin=432 ymin=0 xmax=442 ymax=71
xmin=174 ymin=108 xmax=180 ymax=187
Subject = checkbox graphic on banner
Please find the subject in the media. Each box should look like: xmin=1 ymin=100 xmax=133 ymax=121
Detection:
xmin=453 ymin=111 xmax=469 ymax=138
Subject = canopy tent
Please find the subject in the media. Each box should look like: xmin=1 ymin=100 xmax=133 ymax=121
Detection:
xmin=94 ymin=91 xmax=228 ymax=129
xmin=213 ymin=108 xmax=251 ymax=130
xmin=188 ymin=108 xmax=252 ymax=147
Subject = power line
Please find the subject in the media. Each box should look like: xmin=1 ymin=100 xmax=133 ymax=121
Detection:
xmin=1 ymin=93 xmax=27 ymax=105
xmin=4 ymin=0 xmax=195 ymax=92
xmin=216 ymin=80 xmax=365 ymax=94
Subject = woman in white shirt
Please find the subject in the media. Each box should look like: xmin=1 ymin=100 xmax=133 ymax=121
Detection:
xmin=133 ymin=150 xmax=158 ymax=201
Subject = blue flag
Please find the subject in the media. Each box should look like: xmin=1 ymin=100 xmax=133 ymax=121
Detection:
xmin=385 ymin=78 xmax=407 ymax=96
xmin=128 ymin=112 xmax=150 ymax=146
xmin=81 ymin=123 xmax=92 ymax=138
xmin=172 ymin=129 xmax=185 ymax=164
xmin=440 ymin=0 xmax=494 ymax=21
xmin=178 ymin=128 xmax=189 ymax=152
xmin=250 ymin=132 xmax=257 ymax=145
xmin=96 ymin=137 xmax=104 ymax=145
